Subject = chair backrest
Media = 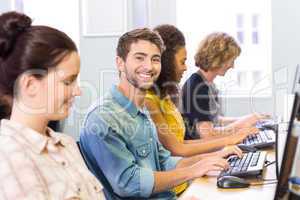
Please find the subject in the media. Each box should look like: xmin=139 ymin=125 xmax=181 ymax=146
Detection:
xmin=76 ymin=141 xmax=130 ymax=200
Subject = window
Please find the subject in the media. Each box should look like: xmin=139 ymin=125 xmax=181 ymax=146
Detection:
xmin=236 ymin=14 xmax=244 ymax=44
xmin=13 ymin=0 xmax=80 ymax=47
xmin=252 ymin=14 xmax=259 ymax=44
xmin=177 ymin=0 xmax=272 ymax=97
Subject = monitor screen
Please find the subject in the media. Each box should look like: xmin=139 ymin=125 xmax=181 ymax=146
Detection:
xmin=274 ymin=92 xmax=300 ymax=199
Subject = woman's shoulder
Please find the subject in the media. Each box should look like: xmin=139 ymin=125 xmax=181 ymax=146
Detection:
xmin=187 ymin=72 xmax=205 ymax=84
xmin=182 ymin=73 xmax=208 ymax=93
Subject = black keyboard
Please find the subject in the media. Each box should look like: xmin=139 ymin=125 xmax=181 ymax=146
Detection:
xmin=243 ymin=130 xmax=275 ymax=148
xmin=219 ymin=151 xmax=266 ymax=177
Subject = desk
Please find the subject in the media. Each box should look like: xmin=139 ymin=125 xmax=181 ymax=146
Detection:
xmin=181 ymin=125 xmax=290 ymax=200
xmin=180 ymin=150 xmax=277 ymax=200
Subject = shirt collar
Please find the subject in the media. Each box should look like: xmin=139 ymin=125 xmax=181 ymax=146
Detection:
xmin=110 ymin=85 xmax=140 ymax=117
xmin=197 ymin=71 xmax=216 ymax=88
xmin=1 ymin=119 xmax=65 ymax=154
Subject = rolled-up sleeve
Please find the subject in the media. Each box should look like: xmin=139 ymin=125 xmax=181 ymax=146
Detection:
xmin=80 ymin=112 xmax=155 ymax=198
xmin=157 ymin=140 xmax=182 ymax=171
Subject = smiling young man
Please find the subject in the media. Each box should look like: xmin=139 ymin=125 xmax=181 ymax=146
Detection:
xmin=79 ymin=28 xmax=236 ymax=200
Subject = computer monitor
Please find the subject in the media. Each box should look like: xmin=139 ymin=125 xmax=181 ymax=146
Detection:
xmin=292 ymin=64 xmax=300 ymax=94
xmin=274 ymin=92 xmax=300 ymax=199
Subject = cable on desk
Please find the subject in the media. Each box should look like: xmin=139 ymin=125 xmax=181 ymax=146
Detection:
xmin=250 ymin=180 xmax=278 ymax=186
xmin=264 ymin=160 xmax=276 ymax=168
xmin=262 ymin=178 xmax=277 ymax=182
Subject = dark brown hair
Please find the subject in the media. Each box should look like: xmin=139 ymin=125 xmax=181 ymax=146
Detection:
xmin=0 ymin=96 xmax=11 ymax=119
xmin=0 ymin=11 xmax=77 ymax=119
xmin=116 ymin=28 xmax=165 ymax=61
xmin=153 ymin=24 xmax=185 ymax=99
xmin=0 ymin=11 xmax=77 ymax=97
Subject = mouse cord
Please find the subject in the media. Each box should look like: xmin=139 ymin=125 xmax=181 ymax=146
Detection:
xmin=264 ymin=160 xmax=276 ymax=168
xmin=250 ymin=173 xmax=277 ymax=186
xmin=250 ymin=180 xmax=278 ymax=186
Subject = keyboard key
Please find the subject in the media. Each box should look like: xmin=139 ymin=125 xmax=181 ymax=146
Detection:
xmin=260 ymin=132 xmax=268 ymax=142
xmin=265 ymin=130 xmax=274 ymax=140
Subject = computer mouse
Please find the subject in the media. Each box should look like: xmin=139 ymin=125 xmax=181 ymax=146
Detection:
xmin=217 ymin=175 xmax=250 ymax=189
xmin=237 ymin=144 xmax=257 ymax=152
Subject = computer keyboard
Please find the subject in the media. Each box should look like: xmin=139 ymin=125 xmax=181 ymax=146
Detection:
xmin=256 ymin=119 xmax=278 ymax=131
xmin=219 ymin=151 xmax=267 ymax=177
xmin=242 ymin=130 xmax=275 ymax=148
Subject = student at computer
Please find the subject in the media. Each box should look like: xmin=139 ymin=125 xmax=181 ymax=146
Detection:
xmin=79 ymin=28 xmax=241 ymax=199
xmin=0 ymin=11 xmax=105 ymax=199
xmin=181 ymin=32 xmax=267 ymax=140
xmin=144 ymin=24 xmax=256 ymax=196
xmin=145 ymin=24 xmax=258 ymax=159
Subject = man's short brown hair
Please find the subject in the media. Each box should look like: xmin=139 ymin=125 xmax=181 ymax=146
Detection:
xmin=117 ymin=28 xmax=165 ymax=60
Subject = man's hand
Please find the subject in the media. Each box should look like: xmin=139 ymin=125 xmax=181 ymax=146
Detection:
xmin=215 ymin=145 xmax=243 ymax=158
xmin=188 ymin=157 xmax=229 ymax=178
xmin=226 ymin=126 xmax=259 ymax=145
xmin=238 ymin=113 xmax=271 ymax=127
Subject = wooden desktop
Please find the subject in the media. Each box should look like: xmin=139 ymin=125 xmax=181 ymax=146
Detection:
xmin=180 ymin=127 xmax=289 ymax=200
xmin=180 ymin=150 xmax=276 ymax=200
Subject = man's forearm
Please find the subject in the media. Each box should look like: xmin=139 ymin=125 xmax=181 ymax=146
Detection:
xmin=153 ymin=167 xmax=194 ymax=193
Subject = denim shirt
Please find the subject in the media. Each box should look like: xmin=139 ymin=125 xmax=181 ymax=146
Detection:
xmin=80 ymin=85 xmax=182 ymax=200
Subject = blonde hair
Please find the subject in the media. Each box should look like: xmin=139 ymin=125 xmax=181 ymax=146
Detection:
xmin=194 ymin=32 xmax=241 ymax=71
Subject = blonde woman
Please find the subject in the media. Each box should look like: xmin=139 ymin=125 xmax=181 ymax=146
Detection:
xmin=182 ymin=32 xmax=266 ymax=140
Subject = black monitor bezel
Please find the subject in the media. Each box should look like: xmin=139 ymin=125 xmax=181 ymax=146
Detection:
xmin=274 ymin=92 xmax=300 ymax=199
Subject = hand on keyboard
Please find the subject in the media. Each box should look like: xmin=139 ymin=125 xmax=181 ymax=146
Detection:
xmin=215 ymin=145 xmax=243 ymax=158
xmin=236 ymin=113 xmax=271 ymax=127
xmin=242 ymin=126 xmax=260 ymax=137
xmin=227 ymin=126 xmax=259 ymax=145
xmin=190 ymin=157 xmax=229 ymax=177
xmin=256 ymin=119 xmax=277 ymax=130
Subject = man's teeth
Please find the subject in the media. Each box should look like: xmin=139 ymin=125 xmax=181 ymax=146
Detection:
xmin=139 ymin=73 xmax=152 ymax=78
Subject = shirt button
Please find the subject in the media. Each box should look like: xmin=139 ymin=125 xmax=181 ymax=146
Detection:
xmin=61 ymin=161 xmax=66 ymax=166
xmin=142 ymin=150 xmax=146 ymax=154
xmin=77 ymin=187 xmax=81 ymax=194
xmin=150 ymin=138 xmax=153 ymax=142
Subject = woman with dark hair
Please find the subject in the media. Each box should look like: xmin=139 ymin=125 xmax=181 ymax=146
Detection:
xmin=145 ymin=24 xmax=253 ymax=196
xmin=0 ymin=12 xmax=105 ymax=199
xmin=146 ymin=24 xmax=255 ymax=156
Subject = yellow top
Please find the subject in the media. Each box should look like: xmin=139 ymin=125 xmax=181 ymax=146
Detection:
xmin=145 ymin=91 xmax=186 ymax=143
xmin=145 ymin=90 xmax=188 ymax=195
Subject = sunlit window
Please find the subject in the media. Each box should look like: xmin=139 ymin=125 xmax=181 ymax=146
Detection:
xmin=13 ymin=0 xmax=80 ymax=47
xmin=177 ymin=0 xmax=272 ymax=97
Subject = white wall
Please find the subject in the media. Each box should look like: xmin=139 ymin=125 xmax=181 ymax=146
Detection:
xmin=221 ymin=96 xmax=273 ymax=117
xmin=62 ymin=0 xmax=129 ymax=138
xmin=0 ymin=0 xmax=11 ymax=13
xmin=272 ymin=0 xmax=300 ymax=119
xmin=148 ymin=0 xmax=176 ymax=28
